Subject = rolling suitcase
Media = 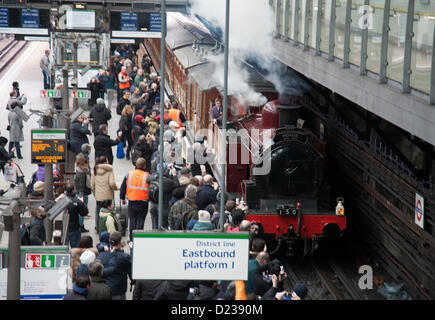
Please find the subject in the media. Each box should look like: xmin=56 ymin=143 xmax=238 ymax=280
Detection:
xmin=117 ymin=202 xmax=128 ymax=237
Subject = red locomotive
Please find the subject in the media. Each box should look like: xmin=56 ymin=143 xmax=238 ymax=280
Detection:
xmin=143 ymin=13 xmax=346 ymax=256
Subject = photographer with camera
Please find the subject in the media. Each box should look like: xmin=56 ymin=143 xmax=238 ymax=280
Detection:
xmin=101 ymin=231 xmax=133 ymax=300
xmin=252 ymin=258 xmax=287 ymax=298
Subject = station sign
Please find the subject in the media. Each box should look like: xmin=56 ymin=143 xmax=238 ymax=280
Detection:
xmin=31 ymin=129 xmax=67 ymax=164
xmin=70 ymin=90 xmax=91 ymax=99
xmin=25 ymin=253 xmax=70 ymax=269
xmin=415 ymin=193 xmax=424 ymax=229
xmin=132 ymin=232 xmax=249 ymax=280
xmin=0 ymin=247 xmax=70 ymax=300
xmin=40 ymin=89 xmax=62 ymax=98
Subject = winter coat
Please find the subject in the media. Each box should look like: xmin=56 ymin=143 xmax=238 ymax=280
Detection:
xmin=192 ymin=221 xmax=215 ymax=231
xmin=168 ymin=198 xmax=199 ymax=230
xmin=131 ymin=122 xmax=147 ymax=141
xmin=69 ymin=121 xmax=91 ymax=153
xmin=103 ymin=249 xmax=132 ymax=296
xmin=119 ymin=114 xmax=132 ymax=136
xmin=63 ymin=285 xmax=88 ymax=300
xmin=66 ymin=195 xmax=89 ymax=233
xmin=90 ymin=104 xmax=112 ymax=134
xmin=29 ymin=216 xmax=46 ymax=245
xmin=91 ymin=164 xmax=118 ymax=201
xmin=0 ymin=144 xmax=11 ymax=172
xmin=131 ymin=140 xmax=154 ymax=169
xmin=99 ymin=207 xmax=122 ymax=234
xmin=133 ymin=280 xmax=165 ymax=300
xmin=195 ymin=185 xmax=218 ymax=210
xmin=193 ymin=284 xmax=220 ymax=300
xmin=97 ymin=231 xmax=110 ymax=253
xmin=130 ymin=93 xmax=147 ymax=107
xmin=93 ymin=133 xmax=120 ymax=165
xmin=7 ymin=96 xmax=27 ymax=110
xmin=145 ymin=116 xmax=158 ymax=136
xmin=75 ymin=167 xmax=92 ymax=196
xmin=71 ymin=247 xmax=99 ymax=283
xmin=117 ymin=96 xmax=131 ymax=115
xmin=76 ymin=263 xmax=89 ymax=279
xmin=87 ymin=81 xmax=104 ymax=106
xmin=154 ymin=280 xmax=194 ymax=300
xmin=87 ymin=275 xmax=112 ymax=300
xmin=8 ymin=110 xmax=23 ymax=142
xmin=146 ymin=174 xmax=179 ymax=210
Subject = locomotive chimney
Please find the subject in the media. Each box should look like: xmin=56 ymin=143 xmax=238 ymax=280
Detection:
xmin=277 ymin=92 xmax=301 ymax=127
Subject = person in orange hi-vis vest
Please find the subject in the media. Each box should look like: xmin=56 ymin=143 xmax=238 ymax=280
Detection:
xmin=167 ymin=100 xmax=186 ymax=129
xmin=234 ymin=280 xmax=247 ymax=300
xmin=119 ymin=157 xmax=149 ymax=241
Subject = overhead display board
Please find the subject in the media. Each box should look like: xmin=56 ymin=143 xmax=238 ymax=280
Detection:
xmin=66 ymin=10 xmax=95 ymax=30
xmin=110 ymin=12 xmax=161 ymax=38
xmin=0 ymin=7 xmax=49 ymax=35
xmin=31 ymin=129 xmax=67 ymax=164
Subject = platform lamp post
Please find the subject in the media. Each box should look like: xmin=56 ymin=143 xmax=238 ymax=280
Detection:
xmin=219 ymin=0 xmax=230 ymax=231
xmin=158 ymin=0 xmax=167 ymax=229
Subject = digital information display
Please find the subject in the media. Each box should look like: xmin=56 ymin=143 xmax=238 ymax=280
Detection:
xmin=0 ymin=7 xmax=50 ymax=35
xmin=110 ymin=11 xmax=161 ymax=38
xmin=31 ymin=130 xmax=67 ymax=164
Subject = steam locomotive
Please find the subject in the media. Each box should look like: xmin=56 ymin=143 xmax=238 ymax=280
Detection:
xmin=143 ymin=13 xmax=346 ymax=256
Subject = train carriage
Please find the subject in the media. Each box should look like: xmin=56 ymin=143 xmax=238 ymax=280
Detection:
xmin=143 ymin=12 xmax=347 ymax=257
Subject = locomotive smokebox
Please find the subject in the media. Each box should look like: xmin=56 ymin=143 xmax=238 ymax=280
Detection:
xmin=277 ymin=93 xmax=301 ymax=127
xmin=277 ymin=104 xmax=301 ymax=128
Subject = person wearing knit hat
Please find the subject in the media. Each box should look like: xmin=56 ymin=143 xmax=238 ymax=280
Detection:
xmin=291 ymin=283 xmax=308 ymax=300
xmin=89 ymin=94 xmax=112 ymax=136
xmin=76 ymin=250 xmax=96 ymax=279
xmin=134 ymin=114 xmax=144 ymax=123
xmin=192 ymin=210 xmax=214 ymax=231
xmin=33 ymin=181 xmax=45 ymax=193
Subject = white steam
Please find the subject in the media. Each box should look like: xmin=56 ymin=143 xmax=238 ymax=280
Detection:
xmin=188 ymin=0 xmax=276 ymax=106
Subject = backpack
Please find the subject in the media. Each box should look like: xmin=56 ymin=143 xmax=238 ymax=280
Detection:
xmin=21 ymin=223 xmax=31 ymax=245
xmin=170 ymin=204 xmax=195 ymax=231
xmin=98 ymin=211 xmax=122 ymax=233
xmin=148 ymin=180 xmax=159 ymax=203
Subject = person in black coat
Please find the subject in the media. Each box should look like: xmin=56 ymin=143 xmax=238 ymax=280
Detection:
xmin=69 ymin=114 xmax=91 ymax=154
xmin=63 ymin=275 xmax=90 ymax=300
xmin=87 ymin=77 xmax=104 ymax=107
xmin=93 ymin=124 xmax=122 ymax=165
xmin=102 ymin=232 xmax=132 ymax=300
xmin=191 ymin=281 xmax=220 ymax=300
xmin=195 ymin=174 xmax=218 ymax=210
xmin=145 ymin=163 xmax=180 ymax=229
xmin=154 ymin=280 xmax=194 ymax=300
xmin=89 ymin=98 xmax=112 ymax=136
xmin=117 ymin=90 xmax=131 ymax=115
xmin=0 ymin=136 xmax=11 ymax=173
xmin=133 ymin=280 xmax=165 ymax=300
xmin=29 ymin=208 xmax=46 ymax=246
xmin=65 ymin=183 xmax=89 ymax=248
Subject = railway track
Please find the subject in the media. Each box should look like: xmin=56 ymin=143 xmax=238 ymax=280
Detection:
xmin=285 ymin=258 xmax=368 ymax=300
xmin=0 ymin=38 xmax=29 ymax=73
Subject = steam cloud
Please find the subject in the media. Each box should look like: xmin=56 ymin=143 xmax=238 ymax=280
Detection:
xmin=187 ymin=0 xmax=276 ymax=106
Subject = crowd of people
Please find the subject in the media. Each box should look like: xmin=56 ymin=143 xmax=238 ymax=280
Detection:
xmin=1 ymin=44 xmax=308 ymax=301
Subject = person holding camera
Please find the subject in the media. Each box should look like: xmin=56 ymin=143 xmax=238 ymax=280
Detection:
xmin=69 ymin=114 xmax=91 ymax=155
xmin=102 ymin=231 xmax=133 ymax=300
xmin=252 ymin=258 xmax=285 ymax=297
xmin=89 ymin=98 xmax=112 ymax=136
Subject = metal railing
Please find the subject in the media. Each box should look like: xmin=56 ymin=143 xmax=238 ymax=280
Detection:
xmin=272 ymin=0 xmax=435 ymax=104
